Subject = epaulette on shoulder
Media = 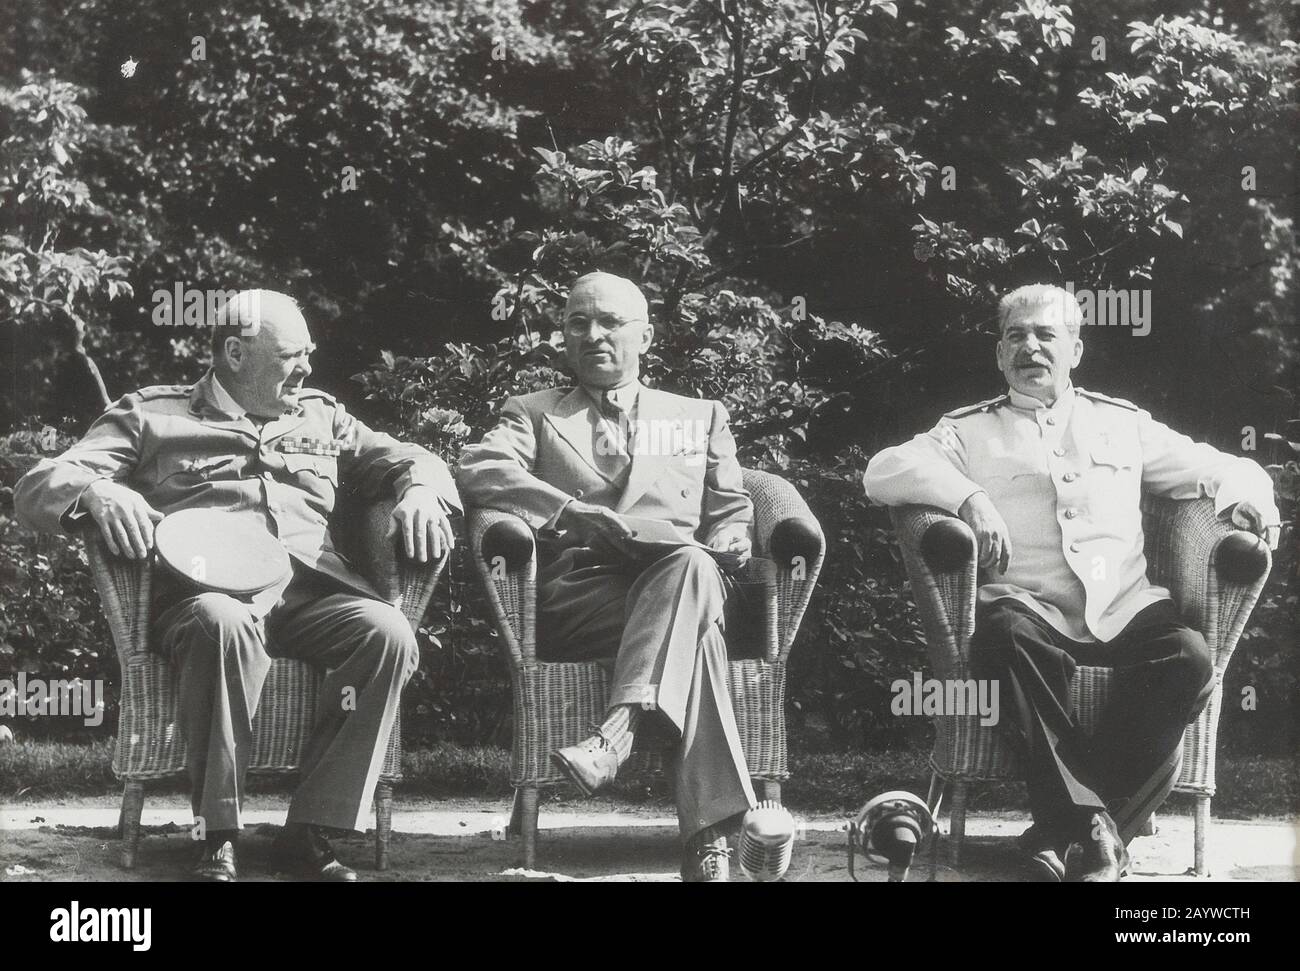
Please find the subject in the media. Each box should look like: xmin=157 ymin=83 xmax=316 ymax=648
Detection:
xmin=135 ymin=384 xmax=193 ymax=401
xmin=1077 ymin=388 xmax=1139 ymax=412
xmin=944 ymin=395 xmax=1007 ymax=420
xmin=298 ymin=388 xmax=338 ymax=404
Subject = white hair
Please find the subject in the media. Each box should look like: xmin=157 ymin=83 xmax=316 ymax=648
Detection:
xmin=997 ymin=284 xmax=1082 ymax=337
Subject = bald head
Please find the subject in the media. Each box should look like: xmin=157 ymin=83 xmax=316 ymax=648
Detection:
xmin=211 ymin=289 xmax=316 ymax=417
xmin=563 ymin=273 xmax=652 ymax=391
xmin=565 ymin=272 xmax=649 ymax=324
xmin=210 ymin=289 xmax=308 ymax=354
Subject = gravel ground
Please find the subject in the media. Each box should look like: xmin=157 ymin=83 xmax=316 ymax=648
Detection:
xmin=2 ymin=796 xmax=1295 ymax=882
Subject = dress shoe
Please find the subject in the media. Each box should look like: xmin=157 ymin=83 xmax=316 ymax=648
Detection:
xmin=194 ymin=838 xmax=238 ymax=882
xmin=272 ymin=824 xmax=358 ymax=882
xmin=681 ymin=826 xmax=732 ymax=883
xmin=551 ymin=733 xmax=620 ymax=797
xmin=1015 ymin=823 xmax=1068 ymax=882
xmin=1065 ymin=811 xmax=1130 ymax=882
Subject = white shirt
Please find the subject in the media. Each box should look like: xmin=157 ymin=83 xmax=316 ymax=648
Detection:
xmin=863 ymin=384 xmax=1278 ymax=642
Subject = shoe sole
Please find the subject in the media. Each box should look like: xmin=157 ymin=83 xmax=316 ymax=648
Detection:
xmin=550 ymin=751 xmax=597 ymax=797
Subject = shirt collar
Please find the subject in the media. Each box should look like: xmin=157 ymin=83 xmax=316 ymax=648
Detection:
xmin=584 ymin=379 xmax=641 ymax=412
xmin=208 ymin=371 xmax=247 ymax=418
xmin=1008 ymin=382 xmax=1075 ymax=415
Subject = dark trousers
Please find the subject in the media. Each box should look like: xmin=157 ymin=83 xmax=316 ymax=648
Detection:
xmin=973 ymin=599 xmax=1214 ymax=845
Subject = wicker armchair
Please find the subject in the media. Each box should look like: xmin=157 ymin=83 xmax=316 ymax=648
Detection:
xmin=890 ymin=495 xmax=1272 ymax=876
xmin=86 ymin=496 xmax=446 ymax=870
xmin=467 ymin=469 xmax=824 ymax=867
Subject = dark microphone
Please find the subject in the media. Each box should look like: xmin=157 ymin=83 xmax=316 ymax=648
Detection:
xmin=738 ymin=800 xmax=795 ymax=882
xmin=849 ymin=791 xmax=935 ymax=882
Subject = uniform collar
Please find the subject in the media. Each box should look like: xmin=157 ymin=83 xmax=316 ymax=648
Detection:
xmin=192 ymin=369 xmax=303 ymax=421
xmin=209 ymin=371 xmax=247 ymax=418
xmin=1008 ymin=383 xmax=1076 ymax=416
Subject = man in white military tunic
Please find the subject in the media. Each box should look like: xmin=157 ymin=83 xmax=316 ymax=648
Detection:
xmin=863 ymin=284 xmax=1278 ymax=882
xmin=16 ymin=290 xmax=461 ymax=881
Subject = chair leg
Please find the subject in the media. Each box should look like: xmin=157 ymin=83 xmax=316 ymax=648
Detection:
xmin=374 ymin=781 xmax=393 ymax=871
xmin=947 ymin=781 xmax=967 ymax=868
xmin=1193 ymin=795 xmax=1210 ymax=878
xmin=1137 ymin=812 xmax=1157 ymax=838
xmin=758 ymin=780 xmax=781 ymax=803
xmin=120 ymin=781 xmax=145 ymax=869
xmin=518 ymin=786 xmax=540 ymax=869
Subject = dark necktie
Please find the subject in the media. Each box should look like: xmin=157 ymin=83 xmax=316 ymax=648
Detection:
xmin=595 ymin=390 xmax=633 ymax=479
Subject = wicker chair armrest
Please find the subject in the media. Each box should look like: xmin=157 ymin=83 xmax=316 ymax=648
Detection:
xmin=345 ymin=496 xmax=448 ymax=629
xmin=741 ymin=469 xmax=825 ymax=663
xmin=466 ymin=506 xmax=536 ymax=667
xmin=80 ymin=524 xmax=153 ymax=662
xmin=1142 ymin=495 xmax=1272 ymax=669
xmin=889 ymin=505 xmax=977 ymax=680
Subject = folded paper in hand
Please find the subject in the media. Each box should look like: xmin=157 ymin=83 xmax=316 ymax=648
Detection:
xmin=619 ymin=516 xmax=744 ymax=571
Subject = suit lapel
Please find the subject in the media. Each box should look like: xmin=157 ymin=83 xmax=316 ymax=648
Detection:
xmin=616 ymin=387 xmax=688 ymax=513
xmin=543 ymin=387 xmax=616 ymax=485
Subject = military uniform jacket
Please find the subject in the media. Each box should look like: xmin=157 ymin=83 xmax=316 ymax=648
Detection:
xmin=455 ymin=383 xmax=752 ymax=554
xmin=15 ymin=370 xmax=462 ymax=601
xmin=863 ymin=385 xmax=1278 ymax=642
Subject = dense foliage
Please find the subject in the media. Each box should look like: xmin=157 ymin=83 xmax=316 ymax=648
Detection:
xmin=1 ymin=0 xmax=1294 ymax=753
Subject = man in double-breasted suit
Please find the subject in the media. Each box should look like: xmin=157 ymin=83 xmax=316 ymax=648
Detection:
xmin=863 ymin=283 xmax=1279 ymax=881
xmin=16 ymin=290 xmax=461 ymax=881
xmin=457 ymin=272 xmax=765 ymax=881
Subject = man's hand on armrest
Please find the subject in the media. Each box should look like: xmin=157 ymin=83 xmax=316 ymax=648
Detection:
xmin=83 ymin=480 xmax=164 ymax=560
xmin=705 ymin=523 xmax=752 ymax=569
xmin=1224 ymin=500 xmax=1281 ymax=551
xmin=392 ymin=484 xmax=455 ymax=562
xmin=958 ymin=491 xmax=1012 ymax=575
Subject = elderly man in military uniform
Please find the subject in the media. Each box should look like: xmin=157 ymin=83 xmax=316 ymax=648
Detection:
xmin=16 ymin=290 xmax=460 ymax=881
xmin=457 ymin=272 xmax=767 ymax=881
xmin=863 ymin=283 xmax=1279 ymax=882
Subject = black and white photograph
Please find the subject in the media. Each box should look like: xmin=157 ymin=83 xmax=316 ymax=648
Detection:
xmin=0 ymin=0 xmax=1294 ymax=945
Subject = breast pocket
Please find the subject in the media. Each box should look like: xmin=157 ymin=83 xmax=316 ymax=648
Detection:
xmin=964 ymin=451 xmax=1045 ymax=508
xmin=1089 ymin=444 xmax=1139 ymax=471
xmin=158 ymin=454 xmax=240 ymax=483
xmin=282 ymin=453 xmax=339 ymax=487
xmin=1085 ymin=443 xmax=1142 ymax=504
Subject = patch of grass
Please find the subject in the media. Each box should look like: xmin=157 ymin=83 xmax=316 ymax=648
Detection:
xmin=1 ymin=738 xmax=1294 ymax=817
xmin=0 ymin=738 xmax=119 ymax=798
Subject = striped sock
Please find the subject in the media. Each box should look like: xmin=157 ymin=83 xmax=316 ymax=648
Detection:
xmin=597 ymin=705 xmax=640 ymax=764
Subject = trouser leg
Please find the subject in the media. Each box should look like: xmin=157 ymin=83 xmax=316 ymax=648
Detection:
xmin=155 ymin=592 xmax=269 ymax=832
xmin=973 ymin=602 xmax=1105 ymax=838
xmin=614 ymin=547 xmax=754 ymax=839
xmin=539 ymin=547 xmax=757 ymax=840
xmin=1078 ymin=602 xmax=1213 ymax=843
xmin=267 ymin=586 xmax=419 ymax=832
xmin=673 ymin=624 xmax=757 ymax=837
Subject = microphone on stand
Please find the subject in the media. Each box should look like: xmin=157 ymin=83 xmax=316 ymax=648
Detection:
xmin=738 ymin=800 xmax=795 ymax=882
xmin=848 ymin=791 xmax=935 ymax=882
